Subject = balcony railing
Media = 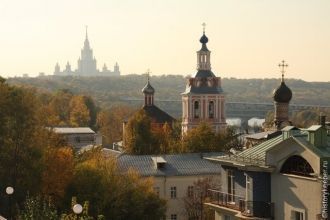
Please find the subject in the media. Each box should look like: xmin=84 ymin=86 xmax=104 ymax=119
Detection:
xmin=208 ymin=189 xmax=274 ymax=219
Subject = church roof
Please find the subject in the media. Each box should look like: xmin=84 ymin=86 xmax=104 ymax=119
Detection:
xmin=142 ymin=105 xmax=175 ymax=124
xmin=273 ymin=81 xmax=292 ymax=103
xmin=195 ymin=70 xmax=216 ymax=78
xmin=142 ymin=81 xmax=155 ymax=94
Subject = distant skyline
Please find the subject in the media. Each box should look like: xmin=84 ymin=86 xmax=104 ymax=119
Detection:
xmin=0 ymin=0 xmax=329 ymax=82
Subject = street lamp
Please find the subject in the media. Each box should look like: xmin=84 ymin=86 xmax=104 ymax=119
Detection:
xmin=5 ymin=187 xmax=14 ymax=195
xmin=5 ymin=186 xmax=14 ymax=220
xmin=73 ymin=203 xmax=83 ymax=215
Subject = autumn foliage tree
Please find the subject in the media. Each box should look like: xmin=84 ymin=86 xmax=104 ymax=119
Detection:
xmin=182 ymin=122 xmax=241 ymax=153
xmin=183 ymin=177 xmax=219 ymax=220
xmin=97 ymin=105 xmax=135 ymax=146
xmin=123 ymin=110 xmax=157 ymax=154
xmin=65 ymin=148 xmax=166 ymax=219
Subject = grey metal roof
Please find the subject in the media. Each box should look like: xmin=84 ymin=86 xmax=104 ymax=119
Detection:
xmin=52 ymin=127 xmax=95 ymax=134
xmin=116 ymin=153 xmax=223 ymax=177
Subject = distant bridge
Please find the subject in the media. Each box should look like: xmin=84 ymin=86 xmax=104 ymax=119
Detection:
xmin=120 ymin=98 xmax=330 ymax=120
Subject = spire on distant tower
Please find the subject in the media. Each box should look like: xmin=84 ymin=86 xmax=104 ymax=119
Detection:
xmin=84 ymin=25 xmax=90 ymax=49
xmin=85 ymin=25 xmax=88 ymax=40
xmin=202 ymin=22 xmax=206 ymax=34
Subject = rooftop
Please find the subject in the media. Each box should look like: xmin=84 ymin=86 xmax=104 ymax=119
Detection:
xmin=142 ymin=105 xmax=175 ymax=124
xmin=116 ymin=153 xmax=223 ymax=177
xmin=51 ymin=127 xmax=95 ymax=134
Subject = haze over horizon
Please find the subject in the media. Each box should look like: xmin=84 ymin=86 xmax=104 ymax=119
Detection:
xmin=1 ymin=0 xmax=329 ymax=82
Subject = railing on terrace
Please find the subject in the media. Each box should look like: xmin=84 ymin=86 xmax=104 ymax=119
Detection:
xmin=208 ymin=189 xmax=274 ymax=219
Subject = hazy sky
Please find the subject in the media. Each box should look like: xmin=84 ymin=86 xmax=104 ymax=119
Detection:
xmin=1 ymin=0 xmax=329 ymax=81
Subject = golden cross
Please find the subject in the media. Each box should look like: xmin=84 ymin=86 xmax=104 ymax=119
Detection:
xmin=202 ymin=22 xmax=206 ymax=34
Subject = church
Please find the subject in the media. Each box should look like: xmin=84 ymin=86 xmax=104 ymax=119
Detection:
xmin=181 ymin=26 xmax=227 ymax=134
xmin=54 ymin=28 xmax=120 ymax=76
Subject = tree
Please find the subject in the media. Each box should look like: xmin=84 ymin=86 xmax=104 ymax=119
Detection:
xmin=181 ymin=122 xmax=217 ymax=152
xmin=64 ymin=148 xmax=166 ymax=220
xmin=17 ymin=195 xmax=58 ymax=220
xmin=123 ymin=110 xmax=157 ymax=154
xmin=97 ymin=105 xmax=135 ymax=147
xmin=182 ymin=123 xmax=241 ymax=153
xmin=0 ymin=85 xmax=45 ymax=208
xmin=69 ymin=95 xmax=91 ymax=127
xmin=48 ymin=89 xmax=73 ymax=125
xmin=183 ymin=177 xmax=219 ymax=220
xmin=42 ymin=146 xmax=74 ymax=203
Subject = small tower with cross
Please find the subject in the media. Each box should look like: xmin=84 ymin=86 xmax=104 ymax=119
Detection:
xmin=181 ymin=24 xmax=226 ymax=134
xmin=142 ymin=70 xmax=155 ymax=106
xmin=273 ymin=60 xmax=293 ymax=130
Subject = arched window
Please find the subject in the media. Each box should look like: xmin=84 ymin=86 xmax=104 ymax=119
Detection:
xmin=209 ymin=101 xmax=214 ymax=118
xmin=280 ymin=155 xmax=314 ymax=177
xmin=194 ymin=101 xmax=200 ymax=119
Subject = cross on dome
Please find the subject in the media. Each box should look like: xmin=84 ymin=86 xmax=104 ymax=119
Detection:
xmin=278 ymin=60 xmax=288 ymax=81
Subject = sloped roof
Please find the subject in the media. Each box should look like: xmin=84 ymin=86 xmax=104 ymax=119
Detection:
xmin=52 ymin=127 xmax=95 ymax=134
xmin=238 ymin=135 xmax=283 ymax=160
xmin=195 ymin=70 xmax=215 ymax=78
xmin=245 ymin=130 xmax=281 ymax=140
xmin=205 ymin=135 xmax=283 ymax=169
xmin=142 ymin=105 xmax=175 ymax=124
xmin=116 ymin=153 xmax=223 ymax=177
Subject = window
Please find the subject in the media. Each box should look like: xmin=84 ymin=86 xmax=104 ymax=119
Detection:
xmin=224 ymin=215 xmax=232 ymax=220
xmin=170 ymin=214 xmax=177 ymax=220
xmin=245 ymin=174 xmax=253 ymax=201
xmin=154 ymin=187 xmax=160 ymax=196
xmin=209 ymin=101 xmax=214 ymax=118
xmin=292 ymin=210 xmax=304 ymax=220
xmin=170 ymin=186 xmax=177 ymax=199
xmin=227 ymin=170 xmax=235 ymax=203
xmin=194 ymin=101 xmax=200 ymax=118
xmin=187 ymin=186 xmax=194 ymax=197
xmin=280 ymin=155 xmax=314 ymax=177
xmin=75 ymin=136 xmax=81 ymax=143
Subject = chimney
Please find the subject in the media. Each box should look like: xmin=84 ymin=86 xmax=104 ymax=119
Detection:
xmin=320 ymin=114 xmax=326 ymax=127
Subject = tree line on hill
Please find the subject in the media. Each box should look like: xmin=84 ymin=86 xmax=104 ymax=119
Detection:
xmin=7 ymin=75 xmax=330 ymax=110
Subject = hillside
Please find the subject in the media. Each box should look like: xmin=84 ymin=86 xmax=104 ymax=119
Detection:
xmin=7 ymin=75 xmax=330 ymax=117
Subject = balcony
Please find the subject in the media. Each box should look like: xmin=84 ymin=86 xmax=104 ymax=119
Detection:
xmin=207 ymin=189 xmax=274 ymax=219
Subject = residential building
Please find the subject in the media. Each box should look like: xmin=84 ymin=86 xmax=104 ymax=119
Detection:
xmin=181 ymin=27 xmax=226 ymax=134
xmin=52 ymin=127 xmax=102 ymax=149
xmin=205 ymin=116 xmax=330 ymax=220
xmin=115 ymin=153 xmax=223 ymax=220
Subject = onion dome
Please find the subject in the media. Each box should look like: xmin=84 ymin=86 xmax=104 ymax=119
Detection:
xmin=200 ymin=34 xmax=208 ymax=44
xmin=142 ymin=80 xmax=155 ymax=94
xmin=273 ymin=78 xmax=292 ymax=103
